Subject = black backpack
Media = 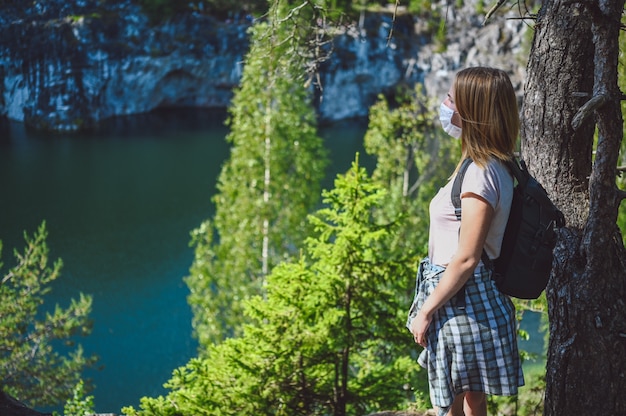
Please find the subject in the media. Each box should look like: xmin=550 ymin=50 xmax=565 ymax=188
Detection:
xmin=451 ymin=158 xmax=565 ymax=299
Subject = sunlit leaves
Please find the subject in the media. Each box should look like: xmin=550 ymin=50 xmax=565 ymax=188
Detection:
xmin=185 ymin=4 xmax=328 ymax=347
xmin=0 ymin=223 xmax=96 ymax=407
xmin=125 ymin=160 xmax=426 ymax=416
xmin=364 ymin=83 xmax=460 ymax=258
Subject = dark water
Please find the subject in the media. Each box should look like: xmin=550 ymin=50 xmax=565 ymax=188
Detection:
xmin=0 ymin=110 xmax=543 ymax=413
xmin=0 ymin=109 xmax=372 ymax=413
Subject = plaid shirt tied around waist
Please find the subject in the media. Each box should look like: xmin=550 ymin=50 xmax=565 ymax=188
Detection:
xmin=406 ymin=258 xmax=524 ymax=415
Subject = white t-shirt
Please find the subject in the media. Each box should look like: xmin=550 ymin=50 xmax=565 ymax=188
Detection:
xmin=428 ymin=159 xmax=514 ymax=266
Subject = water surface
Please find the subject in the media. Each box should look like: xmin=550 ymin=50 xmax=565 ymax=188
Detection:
xmin=0 ymin=109 xmax=370 ymax=413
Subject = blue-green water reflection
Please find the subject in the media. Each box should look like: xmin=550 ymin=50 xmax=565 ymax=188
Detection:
xmin=0 ymin=109 xmax=371 ymax=413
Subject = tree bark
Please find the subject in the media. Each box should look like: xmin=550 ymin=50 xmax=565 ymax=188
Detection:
xmin=522 ymin=0 xmax=626 ymax=414
xmin=521 ymin=0 xmax=595 ymax=227
xmin=0 ymin=391 xmax=51 ymax=416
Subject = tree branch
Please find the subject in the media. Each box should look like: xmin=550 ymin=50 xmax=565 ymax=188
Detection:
xmin=572 ymin=94 xmax=608 ymax=130
xmin=386 ymin=0 xmax=400 ymax=47
xmin=483 ymin=0 xmax=508 ymax=25
xmin=275 ymin=1 xmax=314 ymax=24
xmin=506 ymin=16 xmax=537 ymax=21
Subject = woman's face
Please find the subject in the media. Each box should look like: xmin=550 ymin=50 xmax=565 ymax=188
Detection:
xmin=443 ymin=87 xmax=462 ymax=129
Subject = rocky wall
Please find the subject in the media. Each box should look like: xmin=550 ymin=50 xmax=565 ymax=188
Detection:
xmin=0 ymin=1 xmax=528 ymax=132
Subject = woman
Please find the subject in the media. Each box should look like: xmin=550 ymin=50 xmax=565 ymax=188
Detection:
xmin=407 ymin=67 xmax=524 ymax=416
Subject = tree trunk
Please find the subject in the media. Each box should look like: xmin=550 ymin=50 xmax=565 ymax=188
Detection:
xmin=522 ymin=0 xmax=626 ymax=414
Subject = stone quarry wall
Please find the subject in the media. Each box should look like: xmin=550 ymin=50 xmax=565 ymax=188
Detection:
xmin=0 ymin=0 xmax=528 ymax=132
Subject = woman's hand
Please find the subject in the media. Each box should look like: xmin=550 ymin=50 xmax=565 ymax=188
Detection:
xmin=410 ymin=310 xmax=433 ymax=347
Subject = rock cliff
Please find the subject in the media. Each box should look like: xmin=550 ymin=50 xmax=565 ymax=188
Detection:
xmin=0 ymin=0 xmax=528 ymax=132
xmin=0 ymin=0 xmax=249 ymax=131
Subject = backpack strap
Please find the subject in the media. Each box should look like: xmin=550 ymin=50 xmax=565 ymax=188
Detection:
xmin=449 ymin=158 xmax=473 ymax=309
xmin=450 ymin=158 xmax=497 ymax=268
xmin=451 ymin=158 xmax=474 ymax=221
xmin=450 ymin=158 xmax=493 ymax=308
xmin=504 ymin=158 xmax=528 ymax=188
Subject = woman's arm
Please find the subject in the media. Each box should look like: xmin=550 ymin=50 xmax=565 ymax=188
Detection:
xmin=410 ymin=193 xmax=494 ymax=347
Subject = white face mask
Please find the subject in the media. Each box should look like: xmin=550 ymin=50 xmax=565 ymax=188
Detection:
xmin=439 ymin=102 xmax=462 ymax=139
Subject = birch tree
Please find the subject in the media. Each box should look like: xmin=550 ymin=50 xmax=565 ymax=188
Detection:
xmin=186 ymin=1 xmax=329 ymax=347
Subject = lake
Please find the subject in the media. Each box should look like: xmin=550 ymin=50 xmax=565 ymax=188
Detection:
xmin=0 ymin=109 xmax=373 ymax=413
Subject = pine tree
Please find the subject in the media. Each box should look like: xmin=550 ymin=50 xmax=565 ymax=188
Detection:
xmin=124 ymin=159 xmax=429 ymax=416
xmin=0 ymin=223 xmax=96 ymax=408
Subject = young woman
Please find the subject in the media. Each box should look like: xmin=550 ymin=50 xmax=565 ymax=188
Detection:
xmin=407 ymin=67 xmax=524 ymax=416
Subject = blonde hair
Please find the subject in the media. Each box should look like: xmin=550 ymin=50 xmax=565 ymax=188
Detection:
xmin=453 ymin=67 xmax=519 ymax=170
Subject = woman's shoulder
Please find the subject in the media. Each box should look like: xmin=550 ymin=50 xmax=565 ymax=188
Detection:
xmin=464 ymin=158 xmax=513 ymax=192
xmin=480 ymin=158 xmax=514 ymax=181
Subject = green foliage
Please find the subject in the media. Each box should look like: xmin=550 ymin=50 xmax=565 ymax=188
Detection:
xmin=407 ymin=0 xmax=431 ymax=15
xmin=487 ymin=361 xmax=546 ymax=415
xmin=0 ymin=223 xmax=96 ymax=408
xmin=364 ymin=84 xmax=460 ymax=257
xmin=516 ymin=362 xmax=547 ymax=415
xmin=185 ymin=3 xmax=329 ymax=347
xmin=62 ymin=380 xmax=95 ymax=416
xmin=135 ymin=0 xmax=268 ymax=22
xmin=124 ymin=159 xmax=428 ymax=416
xmin=490 ymin=296 xmax=549 ymax=414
